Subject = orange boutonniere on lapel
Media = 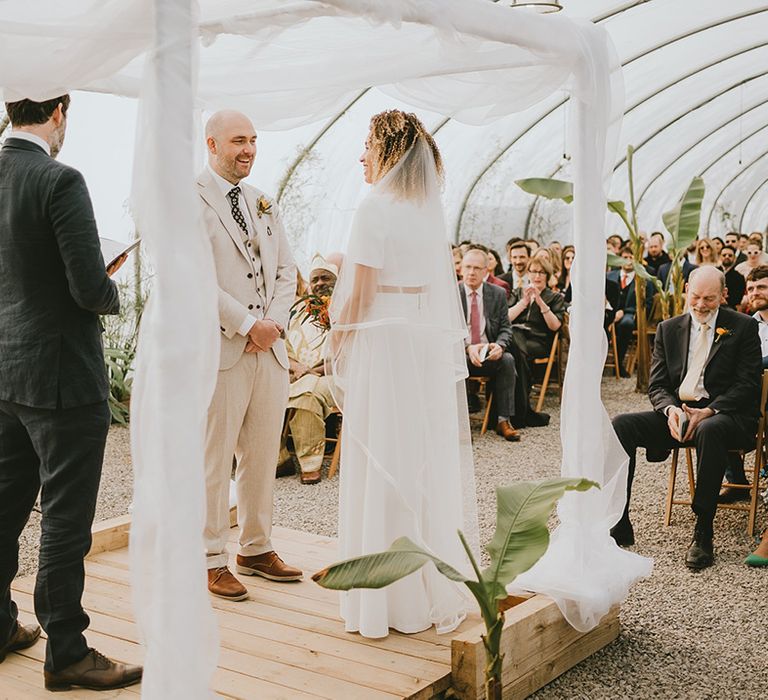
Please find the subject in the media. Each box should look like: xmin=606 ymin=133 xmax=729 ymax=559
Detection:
xmin=256 ymin=195 xmax=273 ymax=219
xmin=714 ymin=327 xmax=731 ymax=343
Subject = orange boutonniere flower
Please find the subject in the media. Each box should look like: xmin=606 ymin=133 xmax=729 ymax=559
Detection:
xmin=256 ymin=195 xmax=273 ymax=219
xmin=714 ymin=327 xmax=731 ymax=343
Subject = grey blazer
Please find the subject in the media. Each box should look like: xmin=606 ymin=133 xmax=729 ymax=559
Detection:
xmin=0 ymin=138 xmax=119 ymax=409
xmin=458 ymin=282 xmax=513 ymax=351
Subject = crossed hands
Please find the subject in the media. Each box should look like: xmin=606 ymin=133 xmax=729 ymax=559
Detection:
xmin=667 ymin=404 xmax=715 ymax=443
xmin=467 ymin=342 xmax=502 ymax=368
xmin=245 ymin=319 xmax=283 ymax=353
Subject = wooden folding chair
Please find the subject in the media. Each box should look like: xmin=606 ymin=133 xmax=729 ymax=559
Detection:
xmin=326 ymin=408 xmax=343 ymax=479
xmin=665 ymin=370 xmax=768 ymax=536
xmin=468 ymin=376 xmax=495 ymax=436
xmin=604 ymin=322 xmax=621 ymax=380
xmin=532 ymin=331 xmax=562 ymax=413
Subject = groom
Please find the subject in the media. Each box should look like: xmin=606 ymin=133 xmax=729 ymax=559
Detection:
xmin=198 ymin=110 xmax=301 ymax=601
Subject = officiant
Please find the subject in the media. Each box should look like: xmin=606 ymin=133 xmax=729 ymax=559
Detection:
xmin=277 ymin=254 xmax=339 ymax=485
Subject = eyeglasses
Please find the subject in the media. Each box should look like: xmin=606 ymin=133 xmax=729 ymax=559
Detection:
xmin=528 ymin=269 xmax=547 ymax=276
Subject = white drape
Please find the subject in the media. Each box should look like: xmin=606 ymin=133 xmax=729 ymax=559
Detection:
xmin=0 ymin=0 xmax=651 ymax=694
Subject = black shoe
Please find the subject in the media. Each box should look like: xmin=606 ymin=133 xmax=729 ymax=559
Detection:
xmin=619 ymin=367 xmax=631 ymax=378
xmin=685 ymin=523 xmax=714 ymax=570
xmin=717 ymin=484 xmax=750 ymax=504
xmin=525 ymin=410 xmax=550 ymax=427
xmin=467 ymin=395 xmax=481 ymax=413
xmin=276 ymin=456 xmax=297 ymax=478
xmin=610 ymin=518 xmax=635 ymax=547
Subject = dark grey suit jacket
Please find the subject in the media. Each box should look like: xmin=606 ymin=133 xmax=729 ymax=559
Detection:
xmin=648 ymin=306 xmax=761 ymax=420
xmin=458 ymin=282 xmax=513 ymax=350
xmin=0 ymin=137 xmax=120 ymax=409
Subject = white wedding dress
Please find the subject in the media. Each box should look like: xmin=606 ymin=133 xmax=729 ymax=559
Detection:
xmin=327 ymin=139 xmax=478 ymax=638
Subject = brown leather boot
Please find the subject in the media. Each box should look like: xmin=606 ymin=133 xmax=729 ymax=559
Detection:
xmin=0 ymin=622 xmax=41 ymax=662
xmin=236 ymin=551 xmax=303 ymax=581
xmin=44 ymin=648 xmax=142 ymax=691
xmin=207 ymin=566 xmax=248 ymax=601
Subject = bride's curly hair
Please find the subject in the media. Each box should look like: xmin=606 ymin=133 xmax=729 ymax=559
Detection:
xmin=368 ymin=110 xmax=443 ymax=199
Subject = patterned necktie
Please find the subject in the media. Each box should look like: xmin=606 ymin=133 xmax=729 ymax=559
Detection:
xmin=227 ymin=186 xmax=248 ymax=237
xmin=470 ymin=291 xmax=481 ymax=344
xmin=679 ymin=322 xmax=710 ymax=401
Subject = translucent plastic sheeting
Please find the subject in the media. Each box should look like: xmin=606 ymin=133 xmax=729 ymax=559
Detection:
xmin=0 ymin=2 xmax=652 ymax=696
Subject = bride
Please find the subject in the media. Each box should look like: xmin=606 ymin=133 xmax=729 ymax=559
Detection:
xmin=326 ymin=110 xmax=478 ymax=638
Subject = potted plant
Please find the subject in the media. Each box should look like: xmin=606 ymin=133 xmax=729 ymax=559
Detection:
xmin=312 ymin=477 xmax=597 ymax=700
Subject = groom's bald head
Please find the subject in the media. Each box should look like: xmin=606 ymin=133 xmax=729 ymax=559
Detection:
xmin=205 ymin=110 xmax=257 ymax=184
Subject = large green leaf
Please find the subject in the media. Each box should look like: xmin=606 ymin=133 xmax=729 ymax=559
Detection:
xmin=515 ymin=178 xmax=573 ymax=203
xmin=632 ymin=262 xmax=663 ymax=293
xmin=483 ymin=478 xmax=598 ymax=594
xmin=606 ymin=253 xmax=626 ymax=269
xmin=312 ymin=536 xmax=467 ymax=590
xmin=661 ymin=176 xmax=705 ymax=252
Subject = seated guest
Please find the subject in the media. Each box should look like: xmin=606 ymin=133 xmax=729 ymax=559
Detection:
xmin=611 ymin=267 xmax=761 ymax=569
xmin=695 ymin=238 xmax=719 ymax=266
xmin=711 ymin=236 xmax=724 ymax=257
xmin=488 ymin=248 xmax=505 ymax=276
xmin=470 ymin=243 xmax=511 ymax=298
xmin=644 ymin=232 xmax=670 ymax=275
xmin=524 ymin=238 xmax=540 ymax=255
xmin=657 ymin=257 xmax=696 ymax=289
xmin=507 ymin=257 xmax=565 ymax=427
xmin=745 ymin=265 xmax=768 ymax=368
xmin=607 ymin=234 xmax=623 ymax=255
xmin=452 ymin=245 xmax=463 ymax=281
xmin=607 ymin=246 xmax=655 ymax=377
xmin=534 ymin=247 xmax=560 ymax=291
xmin=459 ymin=249 xmax=521 ymax=441
xmin=278 ymin=255 xmax=339 ymax=484
xmin=558 ymin=245 xmax=575 ymax=297
xmin=718 ymin=244 xmax=745 ymax=309
xmin=500 ymin=240 xmax=531 ymax=290
xmin=735 ymin=240 xmax=768 ymax=278
xmin=604 ymin=276 xmax=620 ymax=334
xmin=724 ymin=231 xmax=746 ymax=264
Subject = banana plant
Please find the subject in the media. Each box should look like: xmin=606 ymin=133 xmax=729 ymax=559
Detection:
xmin=515 ymin=147 xmax=705 ymax=391
xmin=312 ymin=477 xmax=598 ymax=700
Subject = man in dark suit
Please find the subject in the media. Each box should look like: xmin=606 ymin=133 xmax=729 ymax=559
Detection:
xmin=643 ymin=232 xmax=671 ymax=276
xmin=459 ymin=249 xmax=520 ymax=441
xmin=0 ymin=96 xmax=142 ymax=690
xmin=607 ymin=246 xmax=655 ymax=377
xmin=657 ymin=257 xmax=697 ymax=288
xmin=719 ymin=244 xmax=745 ymax=309
xmin=611 ymin=267 xmax=761 ymax=569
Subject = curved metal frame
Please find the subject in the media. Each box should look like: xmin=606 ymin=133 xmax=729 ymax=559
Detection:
xmin=704 ymin=149 xmax=768 ymax=231
xmin=454 ymin=6 xmax=768 ymax=237
xmin=739 ymin=176 xmax=768 ymax=232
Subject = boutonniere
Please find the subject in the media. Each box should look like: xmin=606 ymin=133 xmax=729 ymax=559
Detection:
xmin=714 ymin=327 xmax=732 ymax=343
xmin=256 ymin=195 xmax=273 ymax=219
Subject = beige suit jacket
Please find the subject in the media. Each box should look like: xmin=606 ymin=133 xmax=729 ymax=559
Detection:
xmin=197 ymin=169 xmax=296 ymax=371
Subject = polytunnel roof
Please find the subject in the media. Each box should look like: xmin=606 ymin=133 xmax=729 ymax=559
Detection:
xmin=251 ymin=0 xmax=768 ymax=257
xmin=1 ymin=0 xmax=765 ymax=261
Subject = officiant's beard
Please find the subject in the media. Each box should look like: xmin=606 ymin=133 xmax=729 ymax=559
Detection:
xmin=50 ymin=120 xmax=66 ymax=159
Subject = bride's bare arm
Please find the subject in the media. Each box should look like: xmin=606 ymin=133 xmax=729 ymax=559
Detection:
xmin=338 ymin=263 xmax=378 ymax=325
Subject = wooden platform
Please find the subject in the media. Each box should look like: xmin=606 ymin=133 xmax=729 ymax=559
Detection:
xmin=4 ymin=521 xmax=478 ymax=699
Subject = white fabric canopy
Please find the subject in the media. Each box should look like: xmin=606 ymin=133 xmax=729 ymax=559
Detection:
xmin=0 ymin=0 xmax=652 ymax=695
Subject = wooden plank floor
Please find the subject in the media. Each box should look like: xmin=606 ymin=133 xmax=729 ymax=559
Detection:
xmin=4 ymin=526 xmax=480 ymax=699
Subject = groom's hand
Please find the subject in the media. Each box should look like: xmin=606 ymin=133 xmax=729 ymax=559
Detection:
xmin=247 ymin=319 xmax=281 ymax=351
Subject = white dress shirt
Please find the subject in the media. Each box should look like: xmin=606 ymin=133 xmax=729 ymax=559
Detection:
xmin=753 ymin=311 xmax=768 ymax=357
xmin=464 ymin=283 xmax=488 ymax=344
xmin=9 ymin=130 xmax=51 ymax=155
xmin=619 ymin=269 xmax=635 ymax=289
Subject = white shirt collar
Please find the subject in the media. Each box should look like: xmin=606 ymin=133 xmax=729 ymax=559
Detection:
xmin=753 ymin=310 xmax=768 ymax=325
xmin=9 ymin=130 xmax=51 ymax=156
xmin=689 ymin=308 xmax=718 ymax=331
xmin=207 ymin=164 xmax=240 ymax=197
xmin=464 ymin=282 xmax=483 ymax=297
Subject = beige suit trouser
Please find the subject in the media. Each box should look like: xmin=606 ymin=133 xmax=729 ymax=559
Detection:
xmin=204 ymin=349 xmax=288 ymax=568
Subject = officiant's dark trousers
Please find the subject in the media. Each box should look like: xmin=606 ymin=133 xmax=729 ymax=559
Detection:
xmin=0 ymin=399 xmax=110 ymax=672
xmin=612 ymin=409 xmax=755 ymax=526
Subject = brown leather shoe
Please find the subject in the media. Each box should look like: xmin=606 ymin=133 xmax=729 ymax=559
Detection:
xmin=44 ymin=648 xmax=142 ymax=691
xmin=0 ymin=622 xmax=41 ymax=662
xmin=236 ymin=551 xmax=303 ymax=581
xmin=207 ymin=566 xmax=248 ymax=601
xmin=300 ymin=469 xmax=322 ymax=485
xmin=495 ymin=420 xmax=521 ymax=442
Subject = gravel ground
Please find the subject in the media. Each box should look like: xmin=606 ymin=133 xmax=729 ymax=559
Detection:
xmin=17 ymin=377 xmax=768 ymax=698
